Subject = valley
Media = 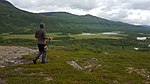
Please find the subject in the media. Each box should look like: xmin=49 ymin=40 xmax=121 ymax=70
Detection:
xmin=0 ymin=0 xmax=150 ymax=83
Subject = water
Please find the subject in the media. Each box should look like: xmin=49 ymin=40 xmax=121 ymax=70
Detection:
xmin=101 ymin=31 xmax=121 ymax=35
xmin=148 ymin=44 xmax=150 ymax=47
xmin=81 ymin=31 xmax=122 ymax=36
xmin=137 ymin=37 xmax=147 ymax=41
xmin=81 ymin=33 xmax=96 ymax=35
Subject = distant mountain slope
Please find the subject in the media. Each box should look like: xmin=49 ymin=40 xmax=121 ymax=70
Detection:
xmin=0 ymin=0 xmax=45 ymax=33
xmin=39 ymin=12 xmax=150 ymax=33
xmin=142 ymin=25 xmax=150 ymax=28
xmin=0 ymin=0 xmax=150 ymax=34
xmin=0 ymin=0 xmax=13 ymax=6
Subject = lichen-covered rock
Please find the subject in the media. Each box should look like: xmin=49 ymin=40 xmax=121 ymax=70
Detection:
xmin=0 ymin=46 xmax=37 ymax=68
xmin=67 ymin=61 xmax=82 ymax=70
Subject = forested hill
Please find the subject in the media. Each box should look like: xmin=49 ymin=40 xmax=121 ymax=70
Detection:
xmin=0 ymin=0 xmax=45 ymax=34
xmin=0 ymin=0 xmax=150 ymax=34
xmin=0 ymin=0 xmax=13 ymax=5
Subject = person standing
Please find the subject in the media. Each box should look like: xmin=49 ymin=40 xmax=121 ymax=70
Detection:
xmin=33 ymin=22 xmax=51 ymax=64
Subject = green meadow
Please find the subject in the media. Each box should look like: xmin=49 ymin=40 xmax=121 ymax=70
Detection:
xmin=0 ymin=33 xmax=150 ymax=84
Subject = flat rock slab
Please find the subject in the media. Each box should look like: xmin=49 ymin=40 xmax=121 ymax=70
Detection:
xmin=0 ymin=46 xmax=37 ymax=68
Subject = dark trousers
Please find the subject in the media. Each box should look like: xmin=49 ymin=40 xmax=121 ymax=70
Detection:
xmin=34 ymin=44 xmax=47 ymax=62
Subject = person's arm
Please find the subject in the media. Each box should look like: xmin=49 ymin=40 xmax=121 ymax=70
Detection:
xmin=35 ymin=31 xmax=38 ymax=38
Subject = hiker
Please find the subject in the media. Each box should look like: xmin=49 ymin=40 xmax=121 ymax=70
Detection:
xmin=33 ymin=22 xmax=51 ymax=64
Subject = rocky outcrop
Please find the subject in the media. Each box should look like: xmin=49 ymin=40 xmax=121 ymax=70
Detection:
xmin=0 ymin=46 xmax=37 ymax=68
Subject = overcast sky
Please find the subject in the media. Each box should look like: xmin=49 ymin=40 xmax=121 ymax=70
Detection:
xmin=7 ymin=0 xmax=150 ymax=26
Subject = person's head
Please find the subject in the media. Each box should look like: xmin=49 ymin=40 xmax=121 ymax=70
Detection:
xmin=40 ymin=22 xmax=45 ymax=28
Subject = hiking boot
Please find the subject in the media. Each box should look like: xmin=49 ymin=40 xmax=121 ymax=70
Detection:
xmin=42 ymin=62 xmax=46 ymax=63
xmin=42 ymin=61 xmax=48 ymax=63
xmin=33 ymin=60 xmax=36 ymax=64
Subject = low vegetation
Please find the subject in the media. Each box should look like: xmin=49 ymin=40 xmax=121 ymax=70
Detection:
xmin=0 ymin=33 xmax=150 ymax=84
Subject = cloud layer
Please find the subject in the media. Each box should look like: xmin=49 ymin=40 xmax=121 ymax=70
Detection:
xmin=7 ymin=0 xmax=150 ymax=25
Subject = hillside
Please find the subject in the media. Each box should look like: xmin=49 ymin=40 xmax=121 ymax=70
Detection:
xmin=40 ymin=12 xmax=150 ymax=33
xmin=0 ymin=0 xmax=45 ymax=34
xmin=142 ymin=25 xmax=150 ymax=28
xmin=0 ymin=0 xmax=150 ymax=34
xmin=0 ymin=31 xmax=150 ymax=83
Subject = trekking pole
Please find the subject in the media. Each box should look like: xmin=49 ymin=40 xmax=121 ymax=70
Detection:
xmin=45 ymin=36 xmax=52 ymax=62
xmin=47 ymin=36 xmax=52 ymax=49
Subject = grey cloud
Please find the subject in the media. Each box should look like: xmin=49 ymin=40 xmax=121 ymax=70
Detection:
xmin=95 ymin=0 xmax=150 ymax=25
xmin=8 ymin=0 xmax=98 ymax=11
xmin=116 ymin=0 xmax=150 ymax=10
xmin=127 ymin=1 xmax=150 ymax=10
xmin=69 ymin=0 xmax=99 ymax=10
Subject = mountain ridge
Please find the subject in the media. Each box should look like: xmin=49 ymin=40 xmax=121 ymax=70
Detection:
xmin=0 ymin=1 xmax=150 ymax=34
xmin=141 ymin=25 xmax=150 ymax=28
xmin=0 ymin=0 xmax=14 ymax=6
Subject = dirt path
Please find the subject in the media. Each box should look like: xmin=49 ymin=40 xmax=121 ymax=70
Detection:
xmin=0 ymin=46 xmax=37 ymax=68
